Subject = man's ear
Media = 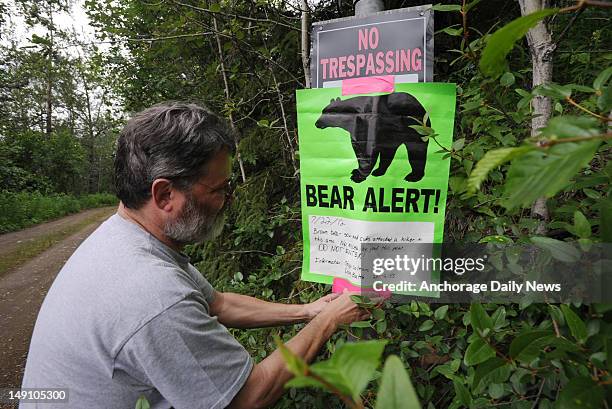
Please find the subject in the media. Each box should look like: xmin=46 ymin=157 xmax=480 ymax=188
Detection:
xmin=151 ymin=178 xmax=175 ymax=212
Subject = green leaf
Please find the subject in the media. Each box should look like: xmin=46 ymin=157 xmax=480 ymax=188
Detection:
xmin=573 ymin=210 xmax=591 ymax=238
xmin=502 ymin=140 xmax=601 ymax=209
xmin=572 ymin=84 xmax=596 ymax=93
xmin=375 ymin=319 xmax=387 ymax=334
xmin=549 ymin=305 xmax=565 ymax=326
xmin=409 ymin=125 xmax=434 ymax=136
xmin=284 ymin=376 xmax=327 ymax=390
xmin=375 ymin=355 xmax=422 ymax=409
xmin=135 ymin=395 xmax=151 ymax=409
xmin=593 ymin=66 xmax=612 ymax=91
xmin=350 ymin=321 xmax=372 ymax=328
xmin=310 ymin=340 xmax=387 ymax=402
xmin=275 ymin=336 xmax=309 ymax=376
xmin=597 ymin=81 xmax=612 ymax=111
xmin=453 ymin=380 xmax=472 ymax=406
xmin=472 ymin=358 xmax=511 ymax=391
xmin=538 ymin=116 xmax=600 ymax=139
xmin=432 ymin=4 xmax=462 ymax=11
xmin=560 ymin=305 xmax=588 ymax=344
xmin=509 ymin=330 xmax=554 ymax=363
xmin=491 ymin=306 xmax=507 ymax=329
xmin=500 ymin=72 xmax=515 ymax=86
xmin=480 ymin=8 xmax=559 ymax=78
xmin=470 ymin=304 xmax=493 ymax=337
xmin=435 ymin=305 xmax=449 ymax=320
xmin=467 ymin=146 xmax=533 ymax=192
xmin=396 ymin=304 xmax=413 ymax=315
xmin=583 ymin=188 xmax=601 ymax=199
xmin=534 ymin=83 xmax=573 ymax=99
xmin=209 ymin=3 xmax=221 ymax=12
xmin=30 ymin=33 xmax=52 ymax=47
xmin=452 ymin=138 xmax=465 ymax=151
xmin=465 ymin=0 xmax=483 ymax=12
xmin=464 ymin=338 xmax=496 ymax=366
xmin=419 ymin=319 xmax=435 ymax=332
xmin=350 ymin=295 xmax=375 ymax=307
xmin=434 ymin=361 xmax=460 ymax=379
xmin=371 ymin=308 xmax=385 ymax=321
xmin=439 ymin=26 xmax=464 ymax=36
xmin=557 ymin=377 xmax=604 ymax=409
xmin=530 ymin=237 xmax=580 ymax=263
xmin=488 ymin=383 xmax=505 ymax=399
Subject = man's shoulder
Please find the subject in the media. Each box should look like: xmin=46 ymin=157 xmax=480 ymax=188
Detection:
xmin=35 ymin=213 xmax=210 ymax=360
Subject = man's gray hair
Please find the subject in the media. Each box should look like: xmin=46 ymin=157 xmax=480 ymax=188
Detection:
xmin=114 ymin=101 xmax=236 ymax=209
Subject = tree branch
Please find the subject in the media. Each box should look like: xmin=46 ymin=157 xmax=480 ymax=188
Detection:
xmin=171 ymin=0 xmax=300 ymax=32
xmin=536 ymin=132 xmax=612 ymax=147
xmin=552 ymin=6 xmax=585 ymax=49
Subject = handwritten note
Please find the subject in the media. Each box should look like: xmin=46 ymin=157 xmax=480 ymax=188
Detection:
xmin=309 ymin=215 xmax=434 ymax=283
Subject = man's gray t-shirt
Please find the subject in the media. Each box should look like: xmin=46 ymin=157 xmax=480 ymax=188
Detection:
xmin=20 ymin=213 xmax=253 ymax=409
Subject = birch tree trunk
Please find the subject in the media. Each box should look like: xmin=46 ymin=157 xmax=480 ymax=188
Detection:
xmin=300 ymin=0 xmax=311 ymax=88
xmin=212 ymin=17 xmax=247 ymax=183
xmin=518 ymin=0 xmax=556 ymax=235
xmin=354 ymin=0 xmax=384 ymax=16
xmin=45 ymin=6 xmax=54 ymax=137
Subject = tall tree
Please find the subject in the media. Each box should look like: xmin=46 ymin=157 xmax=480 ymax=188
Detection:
xmin=517 ymin=0 xmax=555 ymax=234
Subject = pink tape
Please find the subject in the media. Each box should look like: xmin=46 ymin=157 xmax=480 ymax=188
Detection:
xmin=332 ymin=278 xmax=391 ymax=299
xmin=342 ymin=75 xmax=395 ymax=96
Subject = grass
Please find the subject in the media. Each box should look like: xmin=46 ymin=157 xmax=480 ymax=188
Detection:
xmin=0 ymin=207 xmax=115 ymax=277
xmin=0 ymin=191 xmax=118 ymax=234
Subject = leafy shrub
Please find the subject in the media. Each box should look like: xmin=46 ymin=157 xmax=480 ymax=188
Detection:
xmin=0 ymin=191 xmax=117 ymax=233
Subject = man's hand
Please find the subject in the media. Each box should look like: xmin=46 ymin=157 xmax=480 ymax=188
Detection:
xmin=229 ymin=291 xmax=371 ymax=409
xmin=302 ymin=293 xmax=341 ymax=320
xmin=318 ymin=290 xmax=371 ymax=327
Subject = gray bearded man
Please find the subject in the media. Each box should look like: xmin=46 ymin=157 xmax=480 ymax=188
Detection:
xmin=21 ymin=102 xmax=368 ymax=409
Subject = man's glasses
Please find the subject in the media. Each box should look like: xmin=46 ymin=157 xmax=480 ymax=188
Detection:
xmin=196 ymin=179 xmax=234 ymax=202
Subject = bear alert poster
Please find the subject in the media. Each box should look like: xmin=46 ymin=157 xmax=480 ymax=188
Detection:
xmin=296 ymin=83 xmax=456 ymax=286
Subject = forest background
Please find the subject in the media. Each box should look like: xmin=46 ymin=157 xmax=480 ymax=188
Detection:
xmin=1 ymin=0 xmax=611 ymax=408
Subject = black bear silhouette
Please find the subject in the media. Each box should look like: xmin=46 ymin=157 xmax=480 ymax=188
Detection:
xmin=315 ymin=92 xmax=430 ymax=183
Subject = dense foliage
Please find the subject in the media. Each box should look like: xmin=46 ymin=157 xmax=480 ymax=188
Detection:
xmin=0 ymin=0 xmax=121 ymax=231
xmin=0 ymin=191 xmax=117 ymax=233
xmin=4 ymin=0 xmax=611 ymax=407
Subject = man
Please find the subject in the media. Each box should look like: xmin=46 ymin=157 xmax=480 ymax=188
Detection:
xmin=20 ymin=102 xmax=368 ymax=409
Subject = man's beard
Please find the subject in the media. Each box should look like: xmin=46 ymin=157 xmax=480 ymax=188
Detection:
xmin=163 ymin=193 xmax=226 ymax=246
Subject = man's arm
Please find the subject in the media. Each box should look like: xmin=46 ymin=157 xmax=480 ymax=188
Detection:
xmin=228 ymin=291 xmax=368 ymax=409
xmin=209 ymin=291 xmax=339 ymax=328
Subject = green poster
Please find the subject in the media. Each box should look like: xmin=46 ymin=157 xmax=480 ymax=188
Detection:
xmin=296 ymin=83 xmax=457 ymax=287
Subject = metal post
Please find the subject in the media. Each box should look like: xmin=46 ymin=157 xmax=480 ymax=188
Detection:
xmin=354 ymin=0 xmax=384 ymax=16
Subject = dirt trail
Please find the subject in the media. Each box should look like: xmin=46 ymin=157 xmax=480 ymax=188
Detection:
xmin=0 ymin=206 xmax=117 ymax=393
xmin=0 ymin=207 xmax=117 ymax=258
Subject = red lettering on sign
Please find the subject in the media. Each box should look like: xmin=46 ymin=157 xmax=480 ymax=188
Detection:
xmin=329 ymin=57 xmax=338 ymax=79
xmin=400 ymin=49 xmax=410 ymax=71
xmin=346 ymin=55 xmax=355 ymax=76
xmin=356 ymin=54 xmax=366 ymax=74
xmin=385 ymin=51 xmax=394 ymax=73
xmin=358 ymin=27 xmax=379 ymax=50
xmin=375 ymin=51 xmax=384 ymax=74
xmin=358 ymin=29 xmax=368 ymax=51
xmin=365 ymin=53 xmax=375 ymax=75
xmin=338 ymin=56 xmax=347 ymax=78
xmin=320 ymin=58 xmax=329 ymax=80
xmin=412 ymin=48 xmax=422 ymax=71
xmin=369 ymin=27 xmax=379 ymax=49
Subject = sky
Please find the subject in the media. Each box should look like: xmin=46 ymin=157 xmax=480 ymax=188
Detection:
xmin=2 ymin=0 xmax=98 ymax=54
